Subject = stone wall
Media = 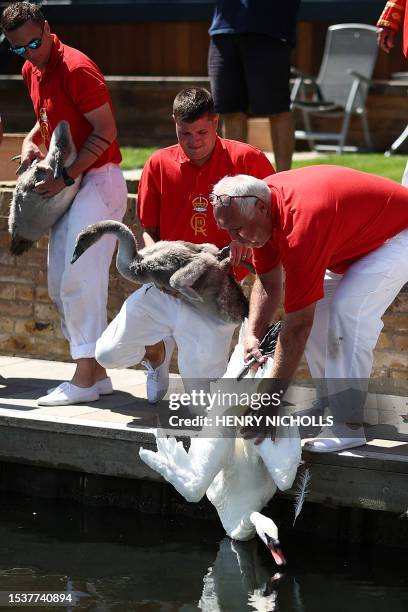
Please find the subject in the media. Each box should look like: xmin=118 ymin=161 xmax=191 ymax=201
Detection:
xmin=0 ymin=186 xmax=138 ymax=361
xmin=1 ymin=183 xmax=408 ymax=393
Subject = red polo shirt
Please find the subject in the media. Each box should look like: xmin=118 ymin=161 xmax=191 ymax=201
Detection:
xmin=22 ymin=34 xmax=121 ymax=170
xmin=138 ymin=136 xmax=274 ymax=245
xmin=252 ymin=165 xmax=408 ymax=312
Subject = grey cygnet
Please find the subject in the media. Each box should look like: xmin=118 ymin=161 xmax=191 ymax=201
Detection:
xmin=8 ymin=120 xmax=81 ymax=255
xmin=71 ymin=220 xmax=253 ymax=324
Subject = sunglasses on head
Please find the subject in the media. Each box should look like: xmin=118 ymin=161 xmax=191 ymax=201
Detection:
xmin=10 ymin=24 xmax=44 ymax=56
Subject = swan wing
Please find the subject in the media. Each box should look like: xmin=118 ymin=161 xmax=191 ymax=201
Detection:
xmin=139 ymin=430 xmax=234 ymax=503
xmin=255 ymin=427 xmax=302 ymax=491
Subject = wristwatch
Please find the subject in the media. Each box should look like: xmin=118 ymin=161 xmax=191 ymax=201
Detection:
xmin=61 ymin=167 xmax=75 ymax=187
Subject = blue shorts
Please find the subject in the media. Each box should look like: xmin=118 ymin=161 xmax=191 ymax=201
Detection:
xmin=208 ymin=33 xmax=292 ymax=116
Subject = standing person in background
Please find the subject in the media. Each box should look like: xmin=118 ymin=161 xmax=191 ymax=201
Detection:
xmin=377 ymin=1 xmax=408 ymax=184
xmin=377 ymin=0 xmax=408 ymax=56
xmin=208 ymin=0 xmax=301 ymax=172
xmin=1 ymin=2 xmax=127 ymax=406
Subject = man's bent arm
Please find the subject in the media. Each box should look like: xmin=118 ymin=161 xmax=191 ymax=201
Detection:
xmin=270 ymin=304 xmax=315 ymax=379
xmin=21 ymin=122 xmax=44 ymax=165
xmin=244 ymin=302 xmax=316 ymax=442
xmin=35 ymin=102 xmax=118 ymax=196
xmin=67 ymin=102 xmax=117 ymax=179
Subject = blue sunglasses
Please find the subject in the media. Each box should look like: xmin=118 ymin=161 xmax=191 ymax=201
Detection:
xmin=10 ymin=24 xmax=44 ymax=56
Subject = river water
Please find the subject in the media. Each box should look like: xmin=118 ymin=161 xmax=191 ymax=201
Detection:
xmin=0 ymin=494 xmax=407 ymax=611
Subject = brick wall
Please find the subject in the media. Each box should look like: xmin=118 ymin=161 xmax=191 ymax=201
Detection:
xmin=1 ymin=183 xmax=408 ymax=393
xmin=0 ymin=186 xmax=138 ymax=361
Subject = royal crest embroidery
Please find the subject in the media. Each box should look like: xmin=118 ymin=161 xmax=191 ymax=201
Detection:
xmin=192 ymin=194 xmax=208 ymax=213
xmin=39 ymin=106 xmax=50 ymax=144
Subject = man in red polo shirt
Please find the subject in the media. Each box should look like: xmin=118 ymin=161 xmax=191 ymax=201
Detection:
xmin=211 ymin=167 xmax=408 ymax=451
xmin=96 ymin=87 xmax=274 ymax=403
xmin=1 ymin=2 xmax=127 ymax=406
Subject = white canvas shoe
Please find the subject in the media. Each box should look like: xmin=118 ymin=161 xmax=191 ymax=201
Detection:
xmin=303 ymin=425 xmax=366 ymax=453
xmin=96 ymin=376 xmax=113 ymax=395
xmin=142 ymin=336 xmax=176 ymax=403
xmin=47 ymin=377 xmax=113 ymax=396
xmin=38 ymin=382 xmax=100 ymax=406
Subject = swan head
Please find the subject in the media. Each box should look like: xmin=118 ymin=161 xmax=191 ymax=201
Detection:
xmin=249 ymin=512 xmax=286 ymax=566
xmin=71 ymin=224 xmax=102 ymax=264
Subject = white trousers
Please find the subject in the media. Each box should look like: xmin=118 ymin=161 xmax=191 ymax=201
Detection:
xmin=48 ymin=164 xmax=127 ymax=359
xmin=304 ymin=229 xmax=408 ymax=420
xmin=95 ymin=284 xmax=237 ymax=379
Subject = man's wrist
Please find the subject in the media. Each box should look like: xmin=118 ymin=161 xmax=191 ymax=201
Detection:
xmin=61 ymin=167 xmax=75 ymax=186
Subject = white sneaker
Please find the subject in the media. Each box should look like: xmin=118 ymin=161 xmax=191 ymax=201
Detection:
xmin=142 ymin=336 xmax=176 ymax=403
xmin=304 ymin=425 xmax=366 ymax=453
xmin=38 ymin=382 xmax=100 ymax=406
xmin=47 ymin=377 xmax=113 ymax=396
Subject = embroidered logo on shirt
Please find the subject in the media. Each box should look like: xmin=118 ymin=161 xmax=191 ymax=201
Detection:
xmin=190 ymin=194 xmax=208 ymax=236
xmin=192 ymin=195 xmax=208 ymax=212
xmin=190 ymin=213 xmax=207 ymax=236
xmin=39 ymin=106 xmax=50 ymax=144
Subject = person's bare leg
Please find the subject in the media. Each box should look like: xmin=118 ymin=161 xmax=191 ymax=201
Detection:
xmin=94 ymin=360 xmax=109 ymax=383
xmin=71 ymin=358 xmax=101 ymax=387
xmin=221 ymin=112 xmax=248 ymax=142
xmin=144 ymin=340 xmax=165 ymax=368
xmin=269 ymin=111 xmax=295 ymax=172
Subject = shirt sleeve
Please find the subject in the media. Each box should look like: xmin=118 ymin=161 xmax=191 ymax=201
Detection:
xmin=137 ymin=154 xmax=162 ymax=230
xmin=252 ymin=239 xmax=281 ymax=275
xmin=283 ymin=258 xmax=325 ymax=313
xmin=66 ymin=64 xmax=110 ymax=114
xmin=242 ymin=149 xmax=275 ymax=179
xmin=377 ymin=0 xmax=405 ymax=31
xmin=282 ymin=235 xmax=329 ymax=312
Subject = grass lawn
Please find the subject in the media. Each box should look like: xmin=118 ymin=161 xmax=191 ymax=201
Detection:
xmin=120 ymin=147 xmax=407 ymax=182
xmin=292 ymin=154 xmax=407 ymax=182
xmin=120 ymin=147 xmax=158 ymax=170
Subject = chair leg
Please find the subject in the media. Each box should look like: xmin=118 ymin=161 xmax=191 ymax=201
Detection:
xmin=385 ymin=124 xmax=408 ymax=157
xmin=338 ymin=112 xmax=352 ymax=154
xmin=302 ymin=110 xmax=316 ymax=150
xmin=361 ymin=110 xmax=373 ymax=151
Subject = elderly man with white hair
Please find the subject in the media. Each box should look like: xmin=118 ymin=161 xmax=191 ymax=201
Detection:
xmin=210 ymin=167 xmax=408 ymax=452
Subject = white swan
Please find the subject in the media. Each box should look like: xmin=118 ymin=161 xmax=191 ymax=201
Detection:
xmin=8 ymin=120 xmax=81 ymax=254
xmin=139 ymin=331 xmax=301 ymax=560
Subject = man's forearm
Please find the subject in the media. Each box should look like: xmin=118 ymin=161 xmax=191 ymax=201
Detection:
xmin=257 ymin=322 xmax=311 ymax=401
xmin=66 ymin=130 xmax=114 ymax=179
xmin=247 ymin=274 xmax=281 ymax=338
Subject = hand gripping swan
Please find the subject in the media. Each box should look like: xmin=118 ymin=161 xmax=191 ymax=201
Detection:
xmin=8 ymin=120 xmax=81 ymax=255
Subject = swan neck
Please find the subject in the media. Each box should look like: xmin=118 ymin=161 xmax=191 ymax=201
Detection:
xmin=111 ymin=224 xmax=140 ymax=278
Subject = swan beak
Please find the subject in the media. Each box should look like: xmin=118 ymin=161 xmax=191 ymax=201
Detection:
xmin=266 ymin=535 xmax=287 ymax=566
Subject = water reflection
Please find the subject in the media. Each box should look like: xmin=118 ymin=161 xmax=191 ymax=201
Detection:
xmin=198 ymin=538 xmax=283 ymax=611
xmin=0 ymin=494 xmax=407 ymax=611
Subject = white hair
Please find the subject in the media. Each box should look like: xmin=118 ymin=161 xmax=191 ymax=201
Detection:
xmin=211 ymin=174 xmax=271 ymax=219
